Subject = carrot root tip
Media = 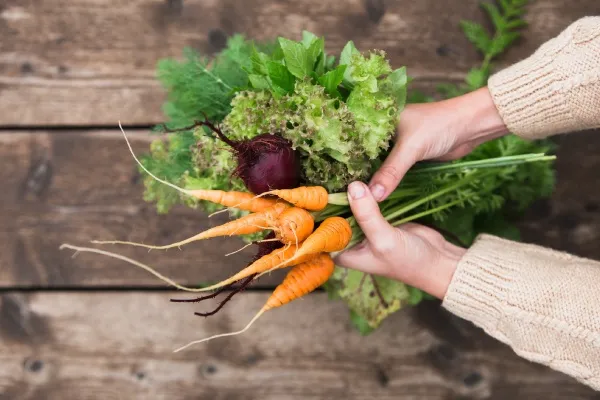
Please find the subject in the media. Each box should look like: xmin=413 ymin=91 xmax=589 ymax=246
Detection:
xmin=58 ymin=244 xmax=208 ymax=293
xmin=173 ymin=308 xmax=266 ymax=353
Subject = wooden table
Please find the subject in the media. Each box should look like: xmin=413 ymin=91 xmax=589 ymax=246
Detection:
xmin=1 ymin=1 xmax=599 ymax=398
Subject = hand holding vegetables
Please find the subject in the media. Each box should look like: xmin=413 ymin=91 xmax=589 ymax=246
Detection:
xmin=369 ymin=87 xmax=509 ymax=201
xmin=335 ymin=182 xmax=465 ymax=299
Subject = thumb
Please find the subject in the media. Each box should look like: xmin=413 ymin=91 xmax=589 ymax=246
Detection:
xmin=346 ymin=181 xmax=396 ymax=242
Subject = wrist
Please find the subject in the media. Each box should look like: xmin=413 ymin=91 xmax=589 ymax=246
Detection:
xmin=418 ymin=245 xmax=466 ymax=300
xmin=455 ymin=87 xmax=509 ymax=143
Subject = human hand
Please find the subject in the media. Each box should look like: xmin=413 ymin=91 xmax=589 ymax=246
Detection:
xmin=334 ymin=181 xmax=466 ymax=299
xmin=369 ymin=87 xmax=509 ymax=201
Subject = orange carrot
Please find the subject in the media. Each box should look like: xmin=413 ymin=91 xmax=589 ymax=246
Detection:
xmin=92 ymin=202 xmax=289 ymax=250
xmin=273 ymin=206 xmax=314 ymax=246
xmin=173 ymin=253 xmax=335 ymax=352
xmin=229 ymin=186 xmax=329 ymax=211
xmin=267 ymin=186 xmax=329 ymax=211
xmin=187 ymin=189 xmax=282 ymax=213
xmin=261 ymin=216 xmax=351 ymax=276
xmin=59 ymin=239 xmax=318 ymax=295
xmin=293 ymin=216 xmax=352 ymax=256
xmin=179 ymin=243 xmax=318 ymax=293
xmin=264 ymin=253 xmax=334 ymax=309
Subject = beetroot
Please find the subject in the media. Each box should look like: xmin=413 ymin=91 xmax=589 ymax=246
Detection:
xmin=196 ymin=119 xmax=302 ymax=194
xmin=234 ymin=133 xmax=301 ymax=194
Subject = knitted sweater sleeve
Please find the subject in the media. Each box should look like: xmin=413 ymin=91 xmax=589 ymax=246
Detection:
xmin=442 ymin=17 xmax=600 ymax=390
xmin=487 ymin=16 xmax=600 ymax=139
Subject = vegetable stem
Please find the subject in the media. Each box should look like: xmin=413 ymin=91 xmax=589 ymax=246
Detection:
xmin=390 ymin=197 xmax=467 ymax=227
xmin=383 ymin=172 xmax=484 ymax=222
xmin=327 ymin=193 xmax=349 ymax=205
xmin=409 ymin=154 xmax=555 ymax=174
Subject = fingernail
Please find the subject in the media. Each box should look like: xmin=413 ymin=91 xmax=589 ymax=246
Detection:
xmin=348 ymin=182 xmax=366 ymax=200
xmin=370 ymin=184 xmax=385 ymax=201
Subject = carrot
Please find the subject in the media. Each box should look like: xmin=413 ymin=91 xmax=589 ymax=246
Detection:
xmin=260 ymin=216 xmax=352 ymax=276
xmin=273 ymin=206 xmax=314 ymax=246
xmin=173 ymin=253 xmax=335 ymax=352
xmin=59 ymin=240 xmax=316 ymax=293
xmin=225 ymin=186 xmax=329 ymax=212
xmin=59 ymin=244 xmax=209 ymax=293
xmin=92 ymin=203 xmax=314 ymax=250
xmin=177 ymin=243 xmax=318 ymax=293
xmin=264 ymin=253 xmax=335 ymax=309
xmin=292 ymin=216 xmax=352 ymax=257
xmin=267 ymin=186 xmax=329 ymax=211
xmin=187 ymin=189 xmax=282 ymax=213
xmin=91 ymin=202 xmax=289 ymax=250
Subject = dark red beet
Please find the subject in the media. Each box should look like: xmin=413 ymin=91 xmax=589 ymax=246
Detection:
xmin=234 ymin=133 xmax=302 ymax=194
xmin=182 ymin=119 xmax=301 ymax=194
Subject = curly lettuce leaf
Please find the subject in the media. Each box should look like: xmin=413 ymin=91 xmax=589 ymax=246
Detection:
xmin=223 ymin=50 xmax=407 ymax=191
xmin=326 ymin=268 xmax=411 ymax=329
xmin=222 ymin=77 xmax=401 ymax=191
xmin=346 ymin=51 xmax=403 ymax=159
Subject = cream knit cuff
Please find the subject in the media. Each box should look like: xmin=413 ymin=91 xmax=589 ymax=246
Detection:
xmin=488 ymin=56 xmax=574 ymax=139
xmin=487 ymin=17 xmax=600 ymax=140
xmin=441 ymin=234 xmax=517 ymax=343
xmin=487 ymin=45 xmax=576 ymax=140
xmin=442 ymin=234 xmax=600 ymax=390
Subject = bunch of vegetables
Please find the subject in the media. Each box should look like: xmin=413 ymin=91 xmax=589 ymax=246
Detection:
xmin=61 ymin=0 xmax=557 ymax=347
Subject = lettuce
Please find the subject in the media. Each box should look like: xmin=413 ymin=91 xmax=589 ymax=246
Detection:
xmin=222 ymin=48 xmax=407 ymax=191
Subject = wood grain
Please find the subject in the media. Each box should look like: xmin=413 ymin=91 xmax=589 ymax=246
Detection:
xmin=0 ymin=130 xmax=286 ymax=288
xmin=2 ymin=129 xmax=600 ymax=287
xmin=0 ymin=292 xmax=596 ymax=400
xmin=518 ymin=129 xmax=600 ymax=260
xmin=0 ymin=0 xmax=598 ymax=126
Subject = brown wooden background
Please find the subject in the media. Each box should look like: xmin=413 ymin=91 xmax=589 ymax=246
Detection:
xmin=1 ymin=1 xmax=600 ymax=399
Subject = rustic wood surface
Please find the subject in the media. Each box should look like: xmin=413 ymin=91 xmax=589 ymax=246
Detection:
xmin=1 ymin=0 xmax=599 ymax=398
xmin=0 ymin=131 xmax=286 ymax=288
xmin=518 ymin=129 xmax=600 ymax=260
xmin=0 ymin=0 xmax=598 ymax=126
xmin=2 ymin=129 xmax=599 ymax=287
xmin=0 ymin=292 xmax=597 ymax=400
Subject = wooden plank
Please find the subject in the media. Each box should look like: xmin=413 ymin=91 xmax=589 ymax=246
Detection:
xmin=518 ymin=129 xmax=600 ymax=260
xmin=0 ymin=0 xmax=598 ymax=126
xmin=3 ymin=129 xmax=600 ymax=287
xmin=0 ymin=130 xmax=287 ymax=288
xmin=0 ymin=292 xmax=595 ymax=399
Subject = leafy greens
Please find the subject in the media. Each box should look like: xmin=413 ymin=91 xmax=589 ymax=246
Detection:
xmin=140 ymin=0 xmax=555 ymax=334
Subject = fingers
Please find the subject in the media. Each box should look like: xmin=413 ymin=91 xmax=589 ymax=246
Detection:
xmin=368 ymin=141 xmax=418 ymax=202
xmin=335 ymin=182 xmax=397 ymax=276
xmin=347 ymin=182 xmax=396 ymax=240
xmin=334 ymin=241 xmax=382 ymax=275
